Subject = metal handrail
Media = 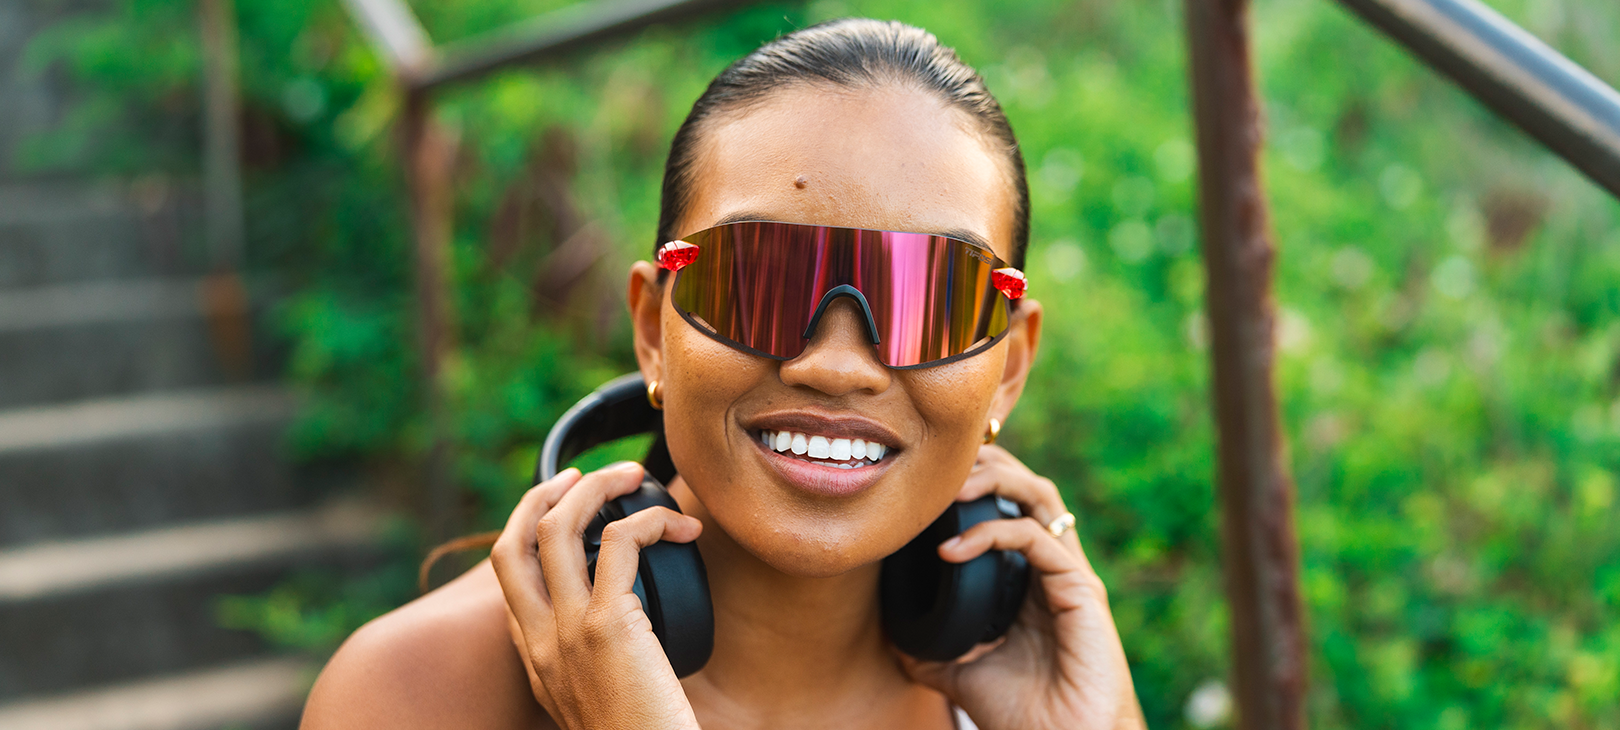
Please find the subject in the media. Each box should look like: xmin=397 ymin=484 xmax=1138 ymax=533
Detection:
xmin=1333 ymin=0 xmax=1620 ymax=199
xmin=340 ymin=0 xmax=433 ymax=76
xmin=341 ymin=0 xmax=756 ymax=91
xmin=421 ymin=0 xmax=755 ymax=91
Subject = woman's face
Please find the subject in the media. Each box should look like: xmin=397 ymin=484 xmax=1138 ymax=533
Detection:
xmin=629 ymin=82 xmax=1041 ymax=578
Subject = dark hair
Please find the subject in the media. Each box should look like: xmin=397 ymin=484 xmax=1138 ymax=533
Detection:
xmin=656 ymin=18 xmax=1030 ymax=269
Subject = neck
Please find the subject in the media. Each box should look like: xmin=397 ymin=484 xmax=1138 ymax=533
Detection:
xmin=669 ymin=479 xmax=948 ymax=729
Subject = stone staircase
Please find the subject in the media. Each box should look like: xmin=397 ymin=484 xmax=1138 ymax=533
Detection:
xmin=0 ymin=3 xmax=385 ymax=728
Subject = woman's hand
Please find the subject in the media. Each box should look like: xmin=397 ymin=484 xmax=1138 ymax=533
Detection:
xmin=490 ymin=462 xmax=703 ymax=730
xmin=896 ymin=445 xmax=1146 ymax=730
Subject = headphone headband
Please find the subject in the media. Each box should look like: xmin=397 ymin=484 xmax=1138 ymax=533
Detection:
xmin=536 ymin=372 xmax=676 ymax=485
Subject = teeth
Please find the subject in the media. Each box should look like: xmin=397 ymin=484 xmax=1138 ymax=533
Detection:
xmin=811 ymin=461 xmax=856 ymax=469
xmin=760 ymin=429 xmax=891 ymax=466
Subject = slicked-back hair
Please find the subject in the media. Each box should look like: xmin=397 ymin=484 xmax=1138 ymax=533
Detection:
xmin=656 ymin=18 xmax=1031 ymax=269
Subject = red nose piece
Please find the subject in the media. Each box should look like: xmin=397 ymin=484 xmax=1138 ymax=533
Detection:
xmin=992 ymin=268 xmax=1027 ymax=300
xmin=657 ymin=241 xmax=700 ymax=271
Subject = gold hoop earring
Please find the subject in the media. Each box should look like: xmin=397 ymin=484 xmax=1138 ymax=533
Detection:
xmin=983 ymin=417 xmax=1001 ymax=445
xmin=646 ymin=379 xmax=664 ymax=411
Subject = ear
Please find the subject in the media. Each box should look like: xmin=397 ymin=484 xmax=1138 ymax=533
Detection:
xmin=987 ymin=298 xmax=1042 ymax=423
xmin=628 ymin=261 xmax=666 ymax=386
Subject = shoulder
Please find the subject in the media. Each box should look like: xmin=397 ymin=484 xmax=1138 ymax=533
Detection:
xmin=300 ymin=559 xmax=556 ymax=730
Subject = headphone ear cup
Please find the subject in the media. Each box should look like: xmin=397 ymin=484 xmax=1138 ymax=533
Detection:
xmin=583 ymin=475 xmax=715 ymax=677
xmin=881 ymin=496 xmax=1031 ymax=662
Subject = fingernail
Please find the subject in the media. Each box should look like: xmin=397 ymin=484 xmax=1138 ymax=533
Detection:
xmin=608 ymin=461 xmax=643 ymax=473
xmin=941 ymin=536 xmax=962 ymax=550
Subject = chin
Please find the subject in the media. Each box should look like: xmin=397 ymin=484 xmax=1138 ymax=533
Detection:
xmin=711 ymin=493 xmax=940 ymax=579
xmin=743 ymin=524 xmax=883 ymax=579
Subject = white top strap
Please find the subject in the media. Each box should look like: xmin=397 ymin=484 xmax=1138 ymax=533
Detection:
xmin=953 ymin=706 xmax=979 ymax=730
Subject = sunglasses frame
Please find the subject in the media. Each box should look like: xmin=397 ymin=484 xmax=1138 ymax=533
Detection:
xmin=658 ymin=221 xmax=1027 ymax=370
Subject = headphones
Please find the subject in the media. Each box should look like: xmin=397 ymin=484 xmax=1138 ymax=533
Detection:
xmin=536 ymin=373 xmax=1030 ymax=678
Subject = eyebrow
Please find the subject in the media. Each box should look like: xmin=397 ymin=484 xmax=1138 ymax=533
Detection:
xmin=936 ymin=228 xmax=995 ymax=253
xmin=711 ymin=211 xmax=773 ymax=227
xmin=705 ymin=213 xmax=999 ymax=256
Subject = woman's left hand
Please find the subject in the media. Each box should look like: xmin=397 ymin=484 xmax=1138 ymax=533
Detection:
xmin=896 ymin=445 xmax=1146 ymax=730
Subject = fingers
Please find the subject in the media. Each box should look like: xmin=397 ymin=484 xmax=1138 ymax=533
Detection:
xmin=536 ymin=461 xmax=649 ymax=616
xmin=491 ymin=469 xmax=583 ymax=624
xmin=503 ymin=469 xmax=582 ymax=551
xmin=959 ymin=445 xmax=1070 ymax=528
xmin=939 ymin=517 xmax=1101 ymax=614
xmin=591 ymin=506 xmax=702 ymax=604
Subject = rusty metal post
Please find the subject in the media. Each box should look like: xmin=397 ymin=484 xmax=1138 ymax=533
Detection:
xmin=198 ymin=0 xmax=244 ymax=270
xmin=197 ymin=0 xmax=256 ymax=380
xmin=402 ymin=90 xmax=461 ymax=545
xmin=1185 ymin=1 xmax=1309 ymax=728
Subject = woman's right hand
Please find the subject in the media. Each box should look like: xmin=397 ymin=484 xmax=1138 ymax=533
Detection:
xmin=490 ymin=462 xmax=704 ymax=730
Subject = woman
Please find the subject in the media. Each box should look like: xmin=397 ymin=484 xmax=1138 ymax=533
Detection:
xmin=303 ymin=19 xmax=1143 ymax=729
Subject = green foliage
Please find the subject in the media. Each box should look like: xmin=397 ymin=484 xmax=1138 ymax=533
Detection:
xmin=216 ymin=558 xmax=419 ymax=650
xmin=23 ymin=0 xmax=1620 ymax=726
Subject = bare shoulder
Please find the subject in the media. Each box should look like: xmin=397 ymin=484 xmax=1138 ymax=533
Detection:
xmin=300 ymin=559 xmax=556 ymax=730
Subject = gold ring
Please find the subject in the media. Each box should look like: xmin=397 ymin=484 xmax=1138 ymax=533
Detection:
xmin=1046 ymin=512 xmax=1076 ymax=538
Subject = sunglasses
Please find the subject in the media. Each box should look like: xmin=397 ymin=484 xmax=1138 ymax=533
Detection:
xmin=657 ymin=221 xmax=1027 ymax=369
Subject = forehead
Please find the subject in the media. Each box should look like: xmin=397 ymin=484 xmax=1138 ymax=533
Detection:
xmin=678 ymin=83 xmax=1017 ymax=262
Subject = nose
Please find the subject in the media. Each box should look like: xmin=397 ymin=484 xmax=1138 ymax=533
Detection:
xmin=778 ymin=297 xmax=892 ymax=397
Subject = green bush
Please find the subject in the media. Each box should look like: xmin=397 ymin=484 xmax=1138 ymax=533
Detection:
xmin=22 ymin=0 xmax=1620 ymax=726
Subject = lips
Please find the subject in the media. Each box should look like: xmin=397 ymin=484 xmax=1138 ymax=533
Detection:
xmin=744 ymin=412 xmax=901 ymax=498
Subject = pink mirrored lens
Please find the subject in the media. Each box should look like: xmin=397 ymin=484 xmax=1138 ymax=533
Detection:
xmin=669 ymin=222 xmax=1014 ymax=368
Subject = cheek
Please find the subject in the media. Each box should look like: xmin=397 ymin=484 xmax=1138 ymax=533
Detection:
xmin=658 ymin=303 xmax=766 ymax=488
xmin=871 ymin=350 xmax=1006 ymax=540
xmin=896 ymin=352 xmax=1005 ymax=497
xmin=906 ymin=349 xmax=1004 ymax=451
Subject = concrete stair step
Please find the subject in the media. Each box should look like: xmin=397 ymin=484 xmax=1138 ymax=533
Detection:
xmin=0 ymin=502 xmax=384 ymax=701
xmin=0 ymin=387 xmax=324 ymax=548
xmin=0 ymin=657 xmax=308 ymax=730
xmin=0 ymin=277 xmax=280 ymax=409
xmin=0 ymin=182 xmax=199 ymax=287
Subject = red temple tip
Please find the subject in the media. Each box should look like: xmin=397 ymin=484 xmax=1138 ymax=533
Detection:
xmin=657 ymin=241 xmax=700 ymax=272
xmin=992 ymin=267 xmax=1027 ymax=300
